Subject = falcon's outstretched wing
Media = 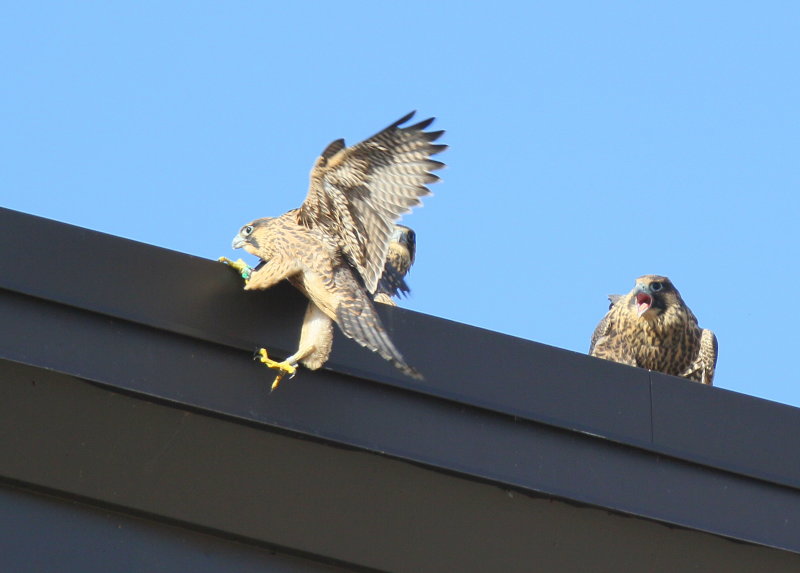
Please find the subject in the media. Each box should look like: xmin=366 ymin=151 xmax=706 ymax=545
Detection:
xmin=298 ymin=112 xmax=445 ymax=293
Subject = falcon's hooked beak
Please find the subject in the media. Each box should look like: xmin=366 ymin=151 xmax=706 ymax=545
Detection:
xmin=633 ymin=283 xmax=658 ymax=318
xmin=232 ymin=234 xmax=247 ymax=250
xmin=635 ymin=292 xmax=653 ymax=317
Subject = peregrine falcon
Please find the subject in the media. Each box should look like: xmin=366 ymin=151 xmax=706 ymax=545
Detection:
xmin=374 ymin=224 xmax=416 ymax=306
xmin=589 ymin=275 xmax=718 ymax=385
xmin=220 ymin=112 xmax=445 ymax=389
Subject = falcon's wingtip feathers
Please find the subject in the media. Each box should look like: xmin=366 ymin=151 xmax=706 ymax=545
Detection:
xmin=392 ymin=110 xmax=417 ymax=127
xmin=399 ymin=363 xmax=424 ymax=381
xmin=392 ymin=111 xmax=443 ymax=138
xmin=424 ymin=131 xmax=447 ymax=145
xmin=320 ymin=138 xmax=346 ymax=161
xmin=408 ymin=116 xmax=436 ymax=132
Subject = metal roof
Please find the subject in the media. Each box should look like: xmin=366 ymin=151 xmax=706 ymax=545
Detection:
xmin=2 ymin=206 xmax=799 ymax=572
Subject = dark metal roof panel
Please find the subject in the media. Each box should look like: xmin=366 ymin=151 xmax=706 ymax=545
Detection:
xmin=0 ymin=484 xmax=357 ymax=573
xmin=3 ymin=287 xmax=800 ymax=554
xmin=0 ymin=206 xmax=653 ymax=444
xmin=3 ymin=207 xmax=800 ymax=569
xmin=651 ymin=371 xmax=800 ymax=486
xmin=3 ymin=206 xmax=800 ymax=489
xmin=2 ymin=359 xmax=800 ymax=572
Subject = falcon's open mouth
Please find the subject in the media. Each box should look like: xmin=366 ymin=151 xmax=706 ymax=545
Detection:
xmin=636 ymin=292 xmax=653 ymax=317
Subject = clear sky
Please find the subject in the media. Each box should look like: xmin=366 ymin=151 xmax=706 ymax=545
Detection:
xmin=3 ymin=3 xmax=799 ymax=407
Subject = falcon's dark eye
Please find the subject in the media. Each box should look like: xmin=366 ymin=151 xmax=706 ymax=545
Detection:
xmin=650 ymin=282 xmax=663 ymax=292
xmin=243 ymin=225 xmax=254 ymax=235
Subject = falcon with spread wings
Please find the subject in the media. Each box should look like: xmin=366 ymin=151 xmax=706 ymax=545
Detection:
xmin=220 ymin=112 xmax=445 ymax=389
xmin=589 ymin=275 xmax=718 ymax=385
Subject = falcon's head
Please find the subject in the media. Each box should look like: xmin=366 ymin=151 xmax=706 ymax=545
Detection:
xmin=390 ymin=224 xmax=416 ymax=265
xmin=630 ymin=275 xmax=682 ymax=320
xmin=231 ymin=218 xmax=272 ymax=256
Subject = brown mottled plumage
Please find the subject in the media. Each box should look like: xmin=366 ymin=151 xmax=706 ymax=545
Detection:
xmin=226 ymin=113 xmax=445 ymax=388
xmin=374 ymin=224 xmax=416 ymax=306
xmin=589 ymin=275 xmax=718 ymax=385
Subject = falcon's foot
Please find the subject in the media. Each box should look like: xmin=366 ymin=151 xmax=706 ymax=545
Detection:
xmin=218 ymin=257 xmax=253 ymax=280
xmin=255 ymin=348 xmax=297 ymax=391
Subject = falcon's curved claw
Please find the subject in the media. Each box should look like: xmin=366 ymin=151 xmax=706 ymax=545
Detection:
xmin=218 ymin=257 xmax=253 ymax=280
xmin=255 ymin=348 xmax=297 ymax=391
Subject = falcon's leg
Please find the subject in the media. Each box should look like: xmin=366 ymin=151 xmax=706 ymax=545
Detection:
xmin=218 ymin=257 xmax=253 ymax=280
xmin=257 ymin=302 xmax=334 ymax=391
xmin=221 ymin=255 xmax=298 ymax=291
xmin=294 ymin=302 xmax=334 ymax=370
xmin=255 ymin=349 xmax=298 ymax=392
xmin=244 ymin=255 xmax=296 ymax=291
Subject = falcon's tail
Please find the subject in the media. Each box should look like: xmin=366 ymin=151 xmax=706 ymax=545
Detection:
xmin=335 ymin=281 xmax=422 ymax=380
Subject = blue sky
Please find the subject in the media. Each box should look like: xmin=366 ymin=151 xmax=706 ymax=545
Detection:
xmin=3 ymin=3 xmax=799 ymax=407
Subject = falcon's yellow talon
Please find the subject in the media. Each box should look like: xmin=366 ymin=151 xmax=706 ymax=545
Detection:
xmin=256 ymin=348 xmax=297 ymax=391
xmin=218 ymin=257 xmax=253 ymax=280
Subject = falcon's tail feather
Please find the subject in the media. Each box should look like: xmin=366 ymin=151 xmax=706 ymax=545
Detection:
xmin=335 ymin=288 xmax=422 ymax=380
